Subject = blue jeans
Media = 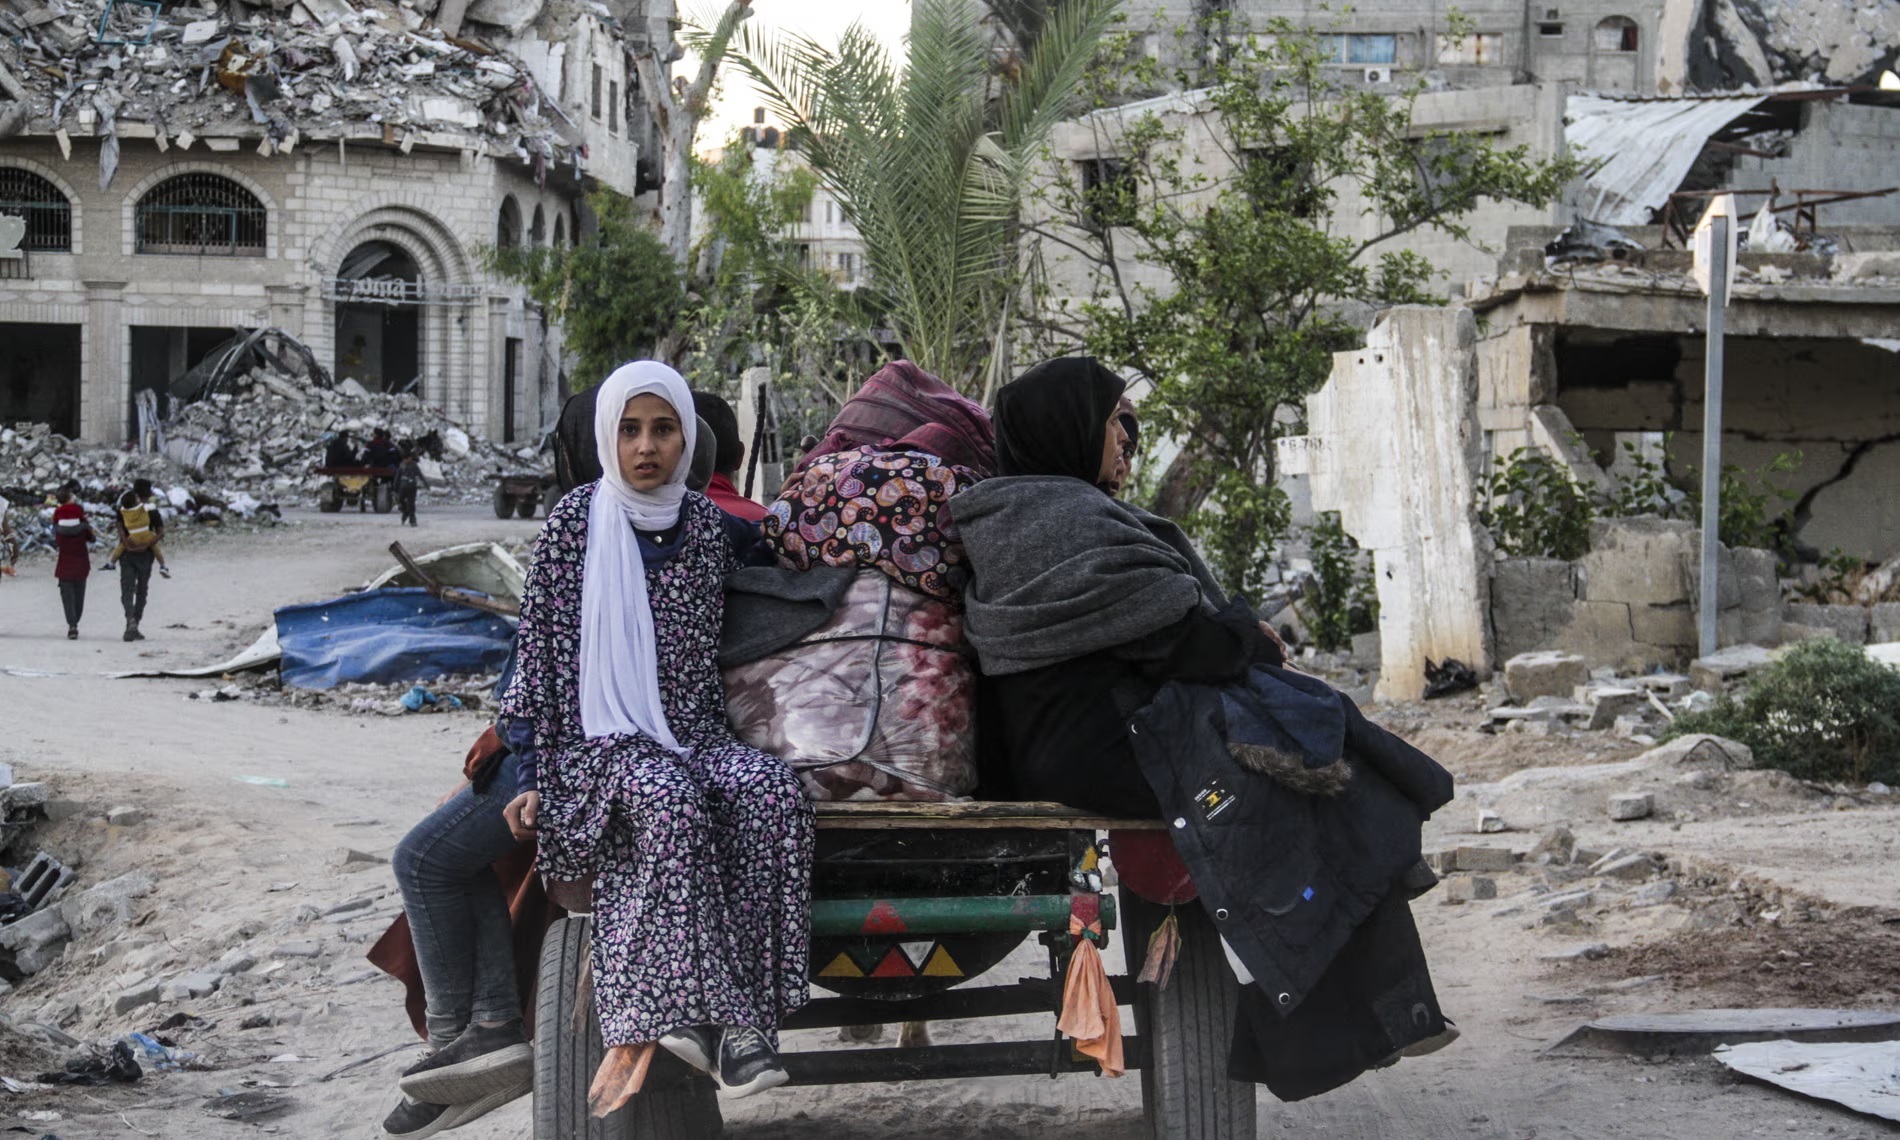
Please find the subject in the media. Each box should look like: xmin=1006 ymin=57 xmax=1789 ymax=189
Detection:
xmin=393 ymin=751 xmax=522 ymax=1047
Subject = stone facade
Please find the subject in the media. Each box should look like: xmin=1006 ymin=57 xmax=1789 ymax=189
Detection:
xmin=1492 ymin=518 xmax=1781 ymax=671
xmin=0 ymin=10 xmax=649 ymax=447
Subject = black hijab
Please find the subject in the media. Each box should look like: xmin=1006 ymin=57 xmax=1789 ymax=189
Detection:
xmin=993 ymin=357 xmax=1126 ymax=483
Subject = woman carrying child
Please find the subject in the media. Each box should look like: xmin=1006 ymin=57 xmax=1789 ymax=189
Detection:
xmin=496 ymin=361 xmax=813 ymax=1113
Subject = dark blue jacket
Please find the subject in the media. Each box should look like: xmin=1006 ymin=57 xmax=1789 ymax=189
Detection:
xmin=1128 ymin=665 xmax=1455 ymax=1094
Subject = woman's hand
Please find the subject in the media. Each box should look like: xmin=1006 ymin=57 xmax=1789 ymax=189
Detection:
xmin=504 ymin=791 xmax=540 ymax=841
xmin=1258 ymin=620 xmax=1300 ymax=671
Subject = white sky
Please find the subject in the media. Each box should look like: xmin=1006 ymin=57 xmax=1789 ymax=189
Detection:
xmin=683 ymin=1 xmax=912 ymax=152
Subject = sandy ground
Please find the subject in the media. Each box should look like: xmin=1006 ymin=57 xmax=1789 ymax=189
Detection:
xmin=0 ymin=506 xmax=1896 ymax=1138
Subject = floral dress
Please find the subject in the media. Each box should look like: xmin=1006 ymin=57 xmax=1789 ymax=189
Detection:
xmin=500 ymin=485 xmax=813 ymax=1047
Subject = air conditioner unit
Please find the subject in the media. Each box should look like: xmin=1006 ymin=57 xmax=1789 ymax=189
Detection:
xmin=1363 ymin=66 xmax=1392 ymax=83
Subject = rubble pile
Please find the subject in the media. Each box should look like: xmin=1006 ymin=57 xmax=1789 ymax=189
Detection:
xmin=165 ymin=369 xmax=543 ymax=502
xmin=0 ymin=0 xmax=585 ymax=183
xmin=216 ymin=669 xmax=501 ymax=715
xmin=1 ymin=372 xmax=543 ymax=515
xmin=1699 ymin=0 xmax=1900 ymax=87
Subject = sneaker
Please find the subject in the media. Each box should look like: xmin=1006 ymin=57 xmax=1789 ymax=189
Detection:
xmin=122 ymin=621 xmax=137 ymax=643
xmin=67 ymin=627 xmax=78 ymax=640
xmin=398 ymin=1021 xmax=534 ymax=1106
xmin=131 ymin=621 xmax=146 ymax=641
xmin=382 ymin=1096 xmax=454 ymax=1139
xmin=715 ymin=1025 xmax=788 ymax=1100
xmin=158 ymin=565 xmax=171 ymax=579
xmin=659 ymin=1025 xmax=719 ymax=1076
xmin=438 ymin=1075 xmax=532 ymax=1130
xmin=100 ymin=561 xmax=116 ymax=572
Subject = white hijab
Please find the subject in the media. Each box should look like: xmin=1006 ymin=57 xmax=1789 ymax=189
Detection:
xmin=578 ymin=360 xmax=698 ymax=750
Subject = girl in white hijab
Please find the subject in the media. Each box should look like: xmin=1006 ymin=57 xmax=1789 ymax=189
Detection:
xmin=495 ymin=361 xmax=813 ymax=1115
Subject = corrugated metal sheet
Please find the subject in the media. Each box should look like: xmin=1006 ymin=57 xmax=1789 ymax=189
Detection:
xmin=1565 ymin=93 xmax=1769 ymax=224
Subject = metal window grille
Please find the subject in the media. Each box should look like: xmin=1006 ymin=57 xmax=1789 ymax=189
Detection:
xmin=134 ymin=173 xmax=265 ymax=256
xmin=0 ymin=168 xmax=74 ymax=252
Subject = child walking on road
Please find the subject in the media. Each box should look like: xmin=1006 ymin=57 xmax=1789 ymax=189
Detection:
xmin=396 ymin=452 xmax=422 ymax=527
xmin=52 ymin=486 xmax=92 ymax=639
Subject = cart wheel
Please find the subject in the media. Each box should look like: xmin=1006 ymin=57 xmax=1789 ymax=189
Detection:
xmin=535 ymin=916 xmax=723 ymax=1140
xmin=516 ymin=497 xmax=538 ymax=520
xmin=1122 ymin=889 xmax=1256 ymax=1140
xmin=373 ymin=483 xmax=395 ymax=515
xmin=317 ymin=482 xmax=342 ymax=514
xmin=493 ymin=484 xmax=516 ymax=520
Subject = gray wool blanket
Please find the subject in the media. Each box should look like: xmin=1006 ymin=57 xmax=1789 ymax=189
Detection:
xmin=950 ymin=475 xmax=1222 ymax=676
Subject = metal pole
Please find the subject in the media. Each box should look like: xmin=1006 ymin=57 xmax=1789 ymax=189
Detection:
xmin=1698 ymin=215 xmax=1729 ymax=658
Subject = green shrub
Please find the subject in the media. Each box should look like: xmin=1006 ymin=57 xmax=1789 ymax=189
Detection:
xmin=1667 ymin=639 xmax=1900 ymax=784
xmin=1480 ymin=447 xmax=1595 ymax=561
xmin=1301 ymin=512 xmax=1378 ymax=653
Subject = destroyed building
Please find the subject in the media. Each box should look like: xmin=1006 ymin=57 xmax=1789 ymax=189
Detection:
xmin=0 ymin=0 xmax=670 ymax=447
xmin=1289 ymin=222 xmax=1900 ymax=699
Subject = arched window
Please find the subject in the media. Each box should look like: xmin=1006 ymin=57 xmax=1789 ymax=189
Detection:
xmin=1595 ymin=16 xmax=1638 ymax=52
xmin=529 ymin=204 xmax=546 ymax=247
xmin=497 ymin=195 xmax=522 ymax=249
xmin=0 ymin=168 xmax=72 ymax=252
xmin=553 ymin=214 xmax=566 ymax=247
xmin=134 ymin=173 xmax=265 ymax=256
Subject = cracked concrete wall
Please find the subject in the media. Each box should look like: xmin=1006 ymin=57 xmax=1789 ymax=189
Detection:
xmin=1552 ymin=333 xmax=1900 ymax=562
xmin=1290 ymin=306 xmax=1493 ymax=700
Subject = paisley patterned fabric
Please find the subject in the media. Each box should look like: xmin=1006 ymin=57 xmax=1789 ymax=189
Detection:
xmin=724 ymin=571 xmax=978 ymax=802
xmin=500 ymin=485 xmax=813 ymax=1046
xmin=761 ymin=446 xmax=980 ymax=604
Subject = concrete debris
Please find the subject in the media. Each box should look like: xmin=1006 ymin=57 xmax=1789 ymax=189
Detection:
xmin=58 ymin=870 xmax=156 ymax=934
xmin=0 ymin=0 xmax=586 ymax=181
xmin=1688 ymin=643 xmax=1777 ymax=693
xmin=1608 ymin=792 xmax=1655 ymax=821
xmin=1503 ymin=651 xmax=1591 ymax=703
xmin=330 ymin=847 xmax=385 ymax=871
xmin=2 ymin=364 xmax=541 ymax=513
xmin=1528 ymin=825 xmax=1577 ymax=866
xmin=1691 ymin=0 xmax=1900 ymax=88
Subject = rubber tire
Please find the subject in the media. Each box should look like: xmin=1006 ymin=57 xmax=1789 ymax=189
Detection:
xmin=516 ymin=497 xmax=537 ymax=520
xmin=1122 ymin=889 xmax=1257 ymax=1140
xmin=372 ymin=483 xmax=395 ymax=515
xmin=317 ymin=483 xmax=342 ymax=514
xmin=534 ymin=916 xmax=723 ymax=1140
xmin=494 ymin=485 xmax=516 ymax=520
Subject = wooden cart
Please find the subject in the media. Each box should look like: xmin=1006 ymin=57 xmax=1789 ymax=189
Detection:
xmin=535 ymin=801 xmax=1254 ymax=1139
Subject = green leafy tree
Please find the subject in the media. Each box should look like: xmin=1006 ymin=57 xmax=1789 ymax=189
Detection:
xmin=681 ymin=141 xmax=888 ymax=458
xmin=1027 ymin=19 xmax=1584 ymax=597
xmin=737 ymin=0 xmax=1122 ymax=394
xmin=487 ymin=190 xmax=684 ymax=387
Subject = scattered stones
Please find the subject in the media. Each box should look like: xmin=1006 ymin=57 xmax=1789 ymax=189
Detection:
xmin=105 ymin=806 xmax=147 ymax=827
xmin=331 ymin=848 xmax=387 ymax=872
xmin=163 ymin=970 xmax=224 ymax=1000
xmin=1528 ymin=825 xmax=1578 ymax=866
xmin=1630 ymin=881 xmax=1680 ymax=907
xmin=1539 ymin=942 xmax=1611 ymax=962
xmin=0 ymin=908 xmax=72 ymax=976
xmin=321 ymin=897 xmax=374 ymax=917
xmin=272 ymin=941 xmax=323 ymax=959
xmin=58 ymin=871 xmax=157 ymax=934
xmin=1504 ymin=651 xmax=1591 ymax=703
xmin=1583 ymin=687 xmax=1648 ymax=731
xmin=1477 ymin=808 xmax=1507 ymax=833
xmin=1609 ymin=792 xmax=1655 ymax=821
xmin=1437 ymin=846 xmax=1517 ymax=873
xmin=1594 ymin=853 xmax=1658 ymax=881
xmin=1688 ymin=644 xmax=1775 ymax=693
xmin=114 ymin=980 xmax=163 ymax=1014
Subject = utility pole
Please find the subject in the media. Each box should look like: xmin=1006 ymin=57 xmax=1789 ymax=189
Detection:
xmin=1692 ymin=195 xmax=1737 ymax=658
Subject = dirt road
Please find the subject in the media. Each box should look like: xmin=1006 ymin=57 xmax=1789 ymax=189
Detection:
xmin=0 ymin=506 xmax=1892 ymax=1138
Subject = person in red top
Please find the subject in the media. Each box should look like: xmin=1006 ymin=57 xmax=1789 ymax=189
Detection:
xmin=691 ymin=391 xmax=769 ymax=522
xmin=51 ymin=484 xmax=93 ymax=640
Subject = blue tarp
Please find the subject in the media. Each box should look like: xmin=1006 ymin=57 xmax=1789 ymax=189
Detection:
xmin=275 ymin=588 xmax=518 ymax=690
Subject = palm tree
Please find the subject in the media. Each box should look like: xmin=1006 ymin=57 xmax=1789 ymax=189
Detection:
xmin=737 ymin=0 xmax=1119 ymax=396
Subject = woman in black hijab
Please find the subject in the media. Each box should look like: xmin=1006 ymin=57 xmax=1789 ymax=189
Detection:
xmin=952 ymin=357 xmax=1281 ymax=816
